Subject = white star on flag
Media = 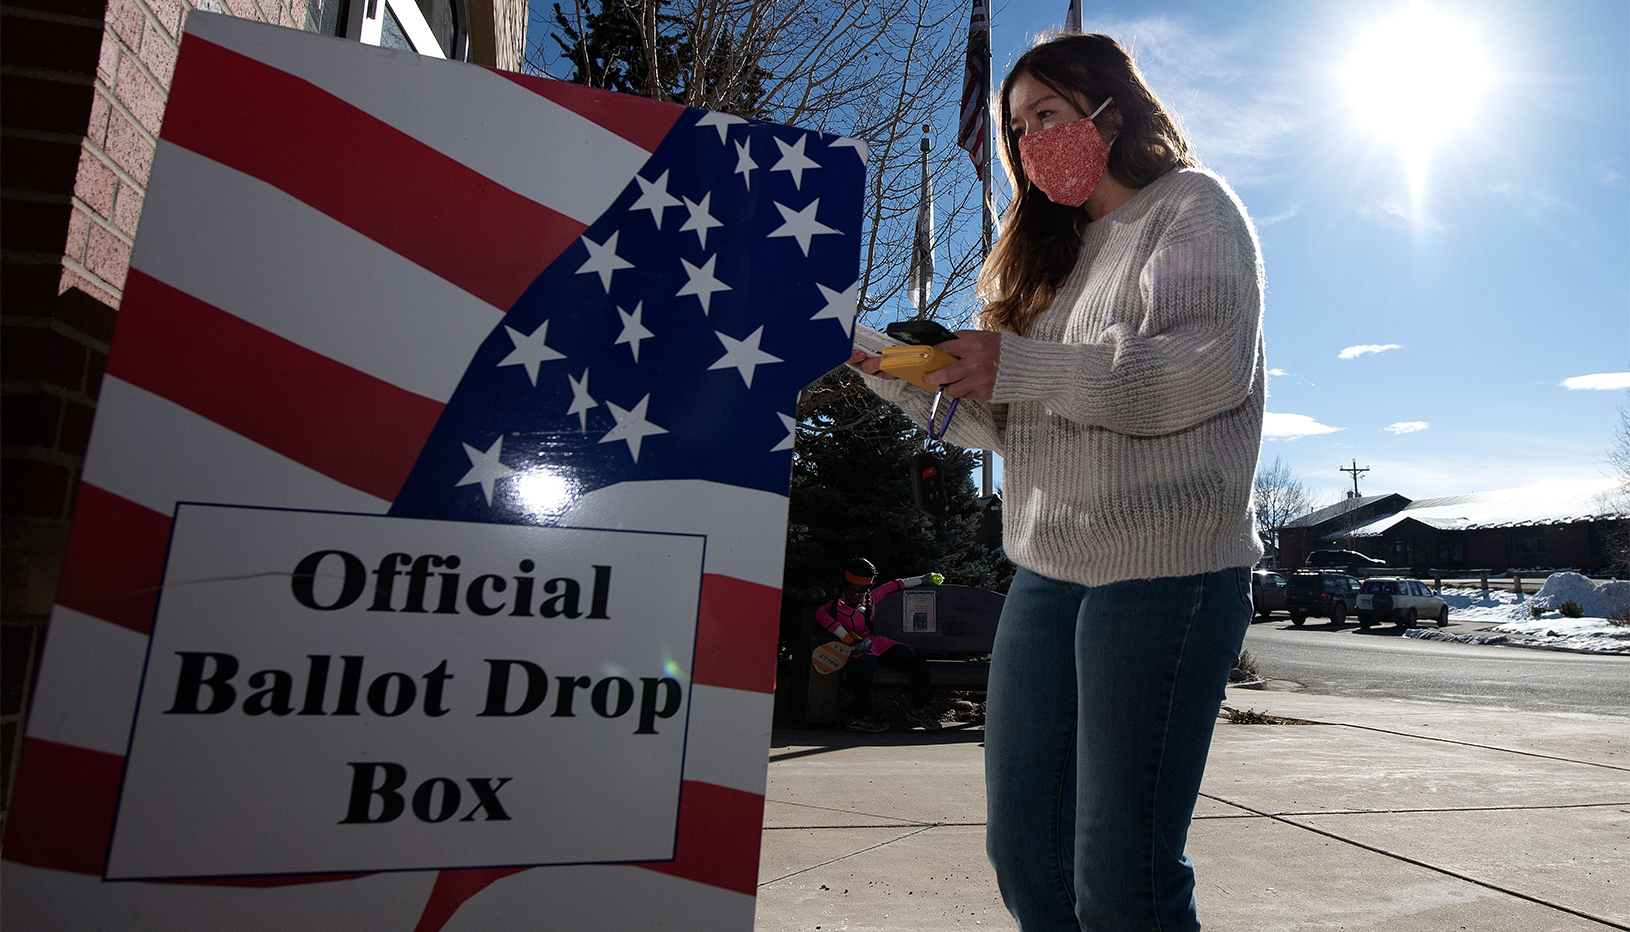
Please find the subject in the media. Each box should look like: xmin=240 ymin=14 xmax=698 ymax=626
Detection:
xmin=630 ymin=170 xmax=681 ymax=229
xmin=809 ymin=281 xmax=860 ymax=336
xmin=457 ymin=435 xmax=515 ymax=505
xmin=709 ymin=326 xmax=783 ymax=388
xmin=576 ymin=231 xmax=634 ymax=292
xmin=599 ymin=393 xmax=668 ymax=462
xmin=680 ymin=193 xmax=723 ymax=249
xmin=829 ymin=136 xmax=870 ymax=163
xmin=695 ymin=110 xmax=746 ymax=143
xmin=614 ymin=301 xmax=654 ymax=361
xmin=677 ymin=254 xmax=732 ymax=314
xmin=734 ymin=139 xmax=758 ymax=189
xmin=771 ymin=136 xmax=821 ymax=189
xmin=497 ymin=319 xmax=565 ymax=385
xmin=768 ymin=199 xmax=840 ymax=256
xmin=566 ymin=368 xmax=596 ymax=430
xmin=773 ymin=411 xmax=797 ymax=452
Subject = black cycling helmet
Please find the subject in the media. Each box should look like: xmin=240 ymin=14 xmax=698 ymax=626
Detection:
xmin=840 ymin=557 xmax=877 ymax=599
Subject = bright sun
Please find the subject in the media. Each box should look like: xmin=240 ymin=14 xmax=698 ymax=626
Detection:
xmin=1339 ymin=3 xmax=1496 ymax=199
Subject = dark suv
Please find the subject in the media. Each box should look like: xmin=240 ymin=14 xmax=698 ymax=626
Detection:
xmin=1285 ymin=571 xmax=1362 ymax=625
xmin=1304 ymin=549 xmax=1388 ymax=575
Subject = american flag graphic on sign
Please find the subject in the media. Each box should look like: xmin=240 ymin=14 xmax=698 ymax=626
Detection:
xmin=1 ymin=13 xmax=862 ymax=930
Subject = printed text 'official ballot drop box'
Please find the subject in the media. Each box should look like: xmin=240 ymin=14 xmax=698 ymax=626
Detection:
xmin=2 ymin=11 xmax=863 ymax=930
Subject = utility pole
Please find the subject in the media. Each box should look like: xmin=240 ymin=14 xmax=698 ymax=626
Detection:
xmin=1339 ymin=459 xmax=1369 ymax=498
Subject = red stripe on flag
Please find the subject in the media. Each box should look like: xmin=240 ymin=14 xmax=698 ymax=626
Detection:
xmin=109 ymin=271 xmax=443 ymax=502
xmin=635 ymin=781 xmax=764 ymax=896
xmin=494 ymin=70 xmax=684 ymax=153
xmin=54 ymin=483 xmax=172 ymax=635
xmin=410 ymin=867 xmax=532 ymax=932
xmin=163 ymin=36 xmax=582 ymax=311
xmin=693 ymin=573 xmax=779 ymax=694
xmin=2 ymin=738 xmax=124 ymax=875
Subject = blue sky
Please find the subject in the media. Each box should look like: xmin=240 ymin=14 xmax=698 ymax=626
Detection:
xmin=526 ymin=0 xmax=1628 ymax=505
xmin=980 ymin=0 xmax=1628 ymax=502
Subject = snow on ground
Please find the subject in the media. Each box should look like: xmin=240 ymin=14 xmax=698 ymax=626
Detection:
xmin=1412 ymin=573 xmax=1630 ymax=654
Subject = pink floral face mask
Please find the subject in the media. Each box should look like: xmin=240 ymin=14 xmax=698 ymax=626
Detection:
xmin=1017 ymin=96 xmax=1115 ymax=207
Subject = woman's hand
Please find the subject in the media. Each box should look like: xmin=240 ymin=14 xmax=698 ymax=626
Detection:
xmin=924 ymin=331 xmax=1001 ymax=401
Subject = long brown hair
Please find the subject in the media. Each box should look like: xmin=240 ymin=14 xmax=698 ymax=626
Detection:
xmin=978 ymin=34 xmax=1196 ymax=335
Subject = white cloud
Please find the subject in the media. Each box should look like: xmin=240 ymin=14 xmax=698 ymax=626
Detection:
xmin=1255 ymin=204 xmax=1299 ymax=227
xmin=1492 ymin=181 xmax=1576 ymax=220
xmin=1067 ymin=16 xmax=1298 ymax=184
xmin=1358 ymin=199 xmax=1447 ymax=232
xmin=1384 ymin=421 xmax=1430 ymax=434
xmin=1267 ymin=368 xmax=1291 ymax=377
xmin=1263 ymin=412 xmax=1342 ymax=439
xmin=1338 ymin=344 xmax=1402 ymax=359
xmin=1562 ymin=372 xmax=1630 ymax=391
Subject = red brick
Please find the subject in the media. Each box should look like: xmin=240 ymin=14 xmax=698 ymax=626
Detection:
xmin=0 ymin=327 xmax=87 ymax=387
xmin=104 ymin=111 xmax=154 ymax=181
xmin=115 ymin=57 xmax=165 ymax=135
xmin=83 ymin=348 xmax=109 ymax=399
xmin=97 ymin=30 xmax=120 ymax=85
xmin=0 ymin=197 xmax=74 ymax=254
xmin=148 ymin=0 xmax=183 ymax=37
xmin=139 ymin=21 xmax=178 ymax=89
xmin=0 ymin=75 xmax=96 ymax=136
xmin=58 ymin=268 xmax=122 ymax=310
xmin=223 ymin=0 xmax=261 ymax=21
xmin=83 ymin=225 xmax=131 ymax=290
xmin=6 ymin=0 xmax=106 ymax=16
xmin=59 ymin=400 xmax=98 ymax=456
xmin=54 ymin=285 xmax=120 ymax=343
xmin=85 ymin=91 xmax=113 ymax=147
xmin=0 ymin=136 xmax=83 ymax=194
xmin=257 ymin=0 xmax=280 ymax=22
xmin=0 ymin=13 xmax=103 ymax=75
xmin=1 ymin=264 xmax=64 ymax=314
xmin=0 ymin=395 xmax=64 ymax=449
xmin=73 ymin=153 xmax=118 ymax=218
xmin=106 ymin=0 xmax=145 ymax=52
xmin=111 ymin=184 xmax=144 ymax=237
xmin=63 ymin=206 xmax=91 ymax=265
xmin=0 ymin=458 xmax=75 ymax=520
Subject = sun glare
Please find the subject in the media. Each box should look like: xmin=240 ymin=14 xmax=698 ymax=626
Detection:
xmin=1340 ymin=3 xmax=1496 ymax=203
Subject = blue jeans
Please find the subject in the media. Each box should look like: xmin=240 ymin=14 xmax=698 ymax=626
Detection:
xmin=985 ymin=567 xmax=1252 ymax=931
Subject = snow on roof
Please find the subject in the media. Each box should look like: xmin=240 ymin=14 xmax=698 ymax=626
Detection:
xmin=1284 ymin=493 xmax=1401 ymax=529
xmin=1340 ymin=478 xmax=1628 ymax=538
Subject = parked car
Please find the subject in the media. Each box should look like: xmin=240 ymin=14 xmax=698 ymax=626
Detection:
xmin=1285 ymin=571 xmax=1362 ymax=625
xmin=1304 ymin=549 xmax=1389 ymax=575
xmin=1356 ymin=578 xmax=1449 ymax=629
xmin=1250 ymin=570 xmax=1288 ymax=620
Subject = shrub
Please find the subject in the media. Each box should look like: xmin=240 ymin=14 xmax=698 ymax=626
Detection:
xmin=1557 ymin=600 xmax=1584 ymax=619
xmin=1609 ymin=603 xmax=1630 ymax=628
xmin=1530 ymin=603 xmax=1545 ymax=618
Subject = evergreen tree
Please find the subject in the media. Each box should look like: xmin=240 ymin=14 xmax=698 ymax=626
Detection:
xmin=784 ymin=368 xmax=1012 ymax=598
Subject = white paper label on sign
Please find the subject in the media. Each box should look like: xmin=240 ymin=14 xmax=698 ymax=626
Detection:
xmin=105 ymin=503 xmax=704 ymax=880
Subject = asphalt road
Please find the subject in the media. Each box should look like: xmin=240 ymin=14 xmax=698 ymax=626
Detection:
xmin=1240 ymin=617 xmax=1630 ymax=718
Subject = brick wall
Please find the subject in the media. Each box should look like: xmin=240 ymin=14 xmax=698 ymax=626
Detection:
xmin=1 ymin=0 xmax=524 ymax=826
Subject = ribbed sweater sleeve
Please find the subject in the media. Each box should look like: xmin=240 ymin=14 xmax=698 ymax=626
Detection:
xmin=856 ymin=168 xmax=1265 ymax=587
xmin=990 ymin=182 xmax=1262 ymax=436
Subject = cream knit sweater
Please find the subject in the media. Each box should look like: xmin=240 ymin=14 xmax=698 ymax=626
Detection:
xmin=865 ymin=168 xmax=1265 ymax=587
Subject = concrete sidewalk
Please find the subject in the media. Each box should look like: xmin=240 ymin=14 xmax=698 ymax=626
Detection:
xmin=755 ymin=687 xmax=1630 ymax=931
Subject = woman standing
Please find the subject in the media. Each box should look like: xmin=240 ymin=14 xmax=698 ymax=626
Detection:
xmin=851 ymin=33 xmax=1265 ymax=932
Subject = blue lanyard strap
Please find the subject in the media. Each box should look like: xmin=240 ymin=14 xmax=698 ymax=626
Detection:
xmin=928 ymin=387 xmax=958 ymax=440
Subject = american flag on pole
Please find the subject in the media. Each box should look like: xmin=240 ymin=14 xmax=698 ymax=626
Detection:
xmin=957 ymin=0 xmax=991 ymax=183
xmin=1 ymin=12 xmax=862 ymax=930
